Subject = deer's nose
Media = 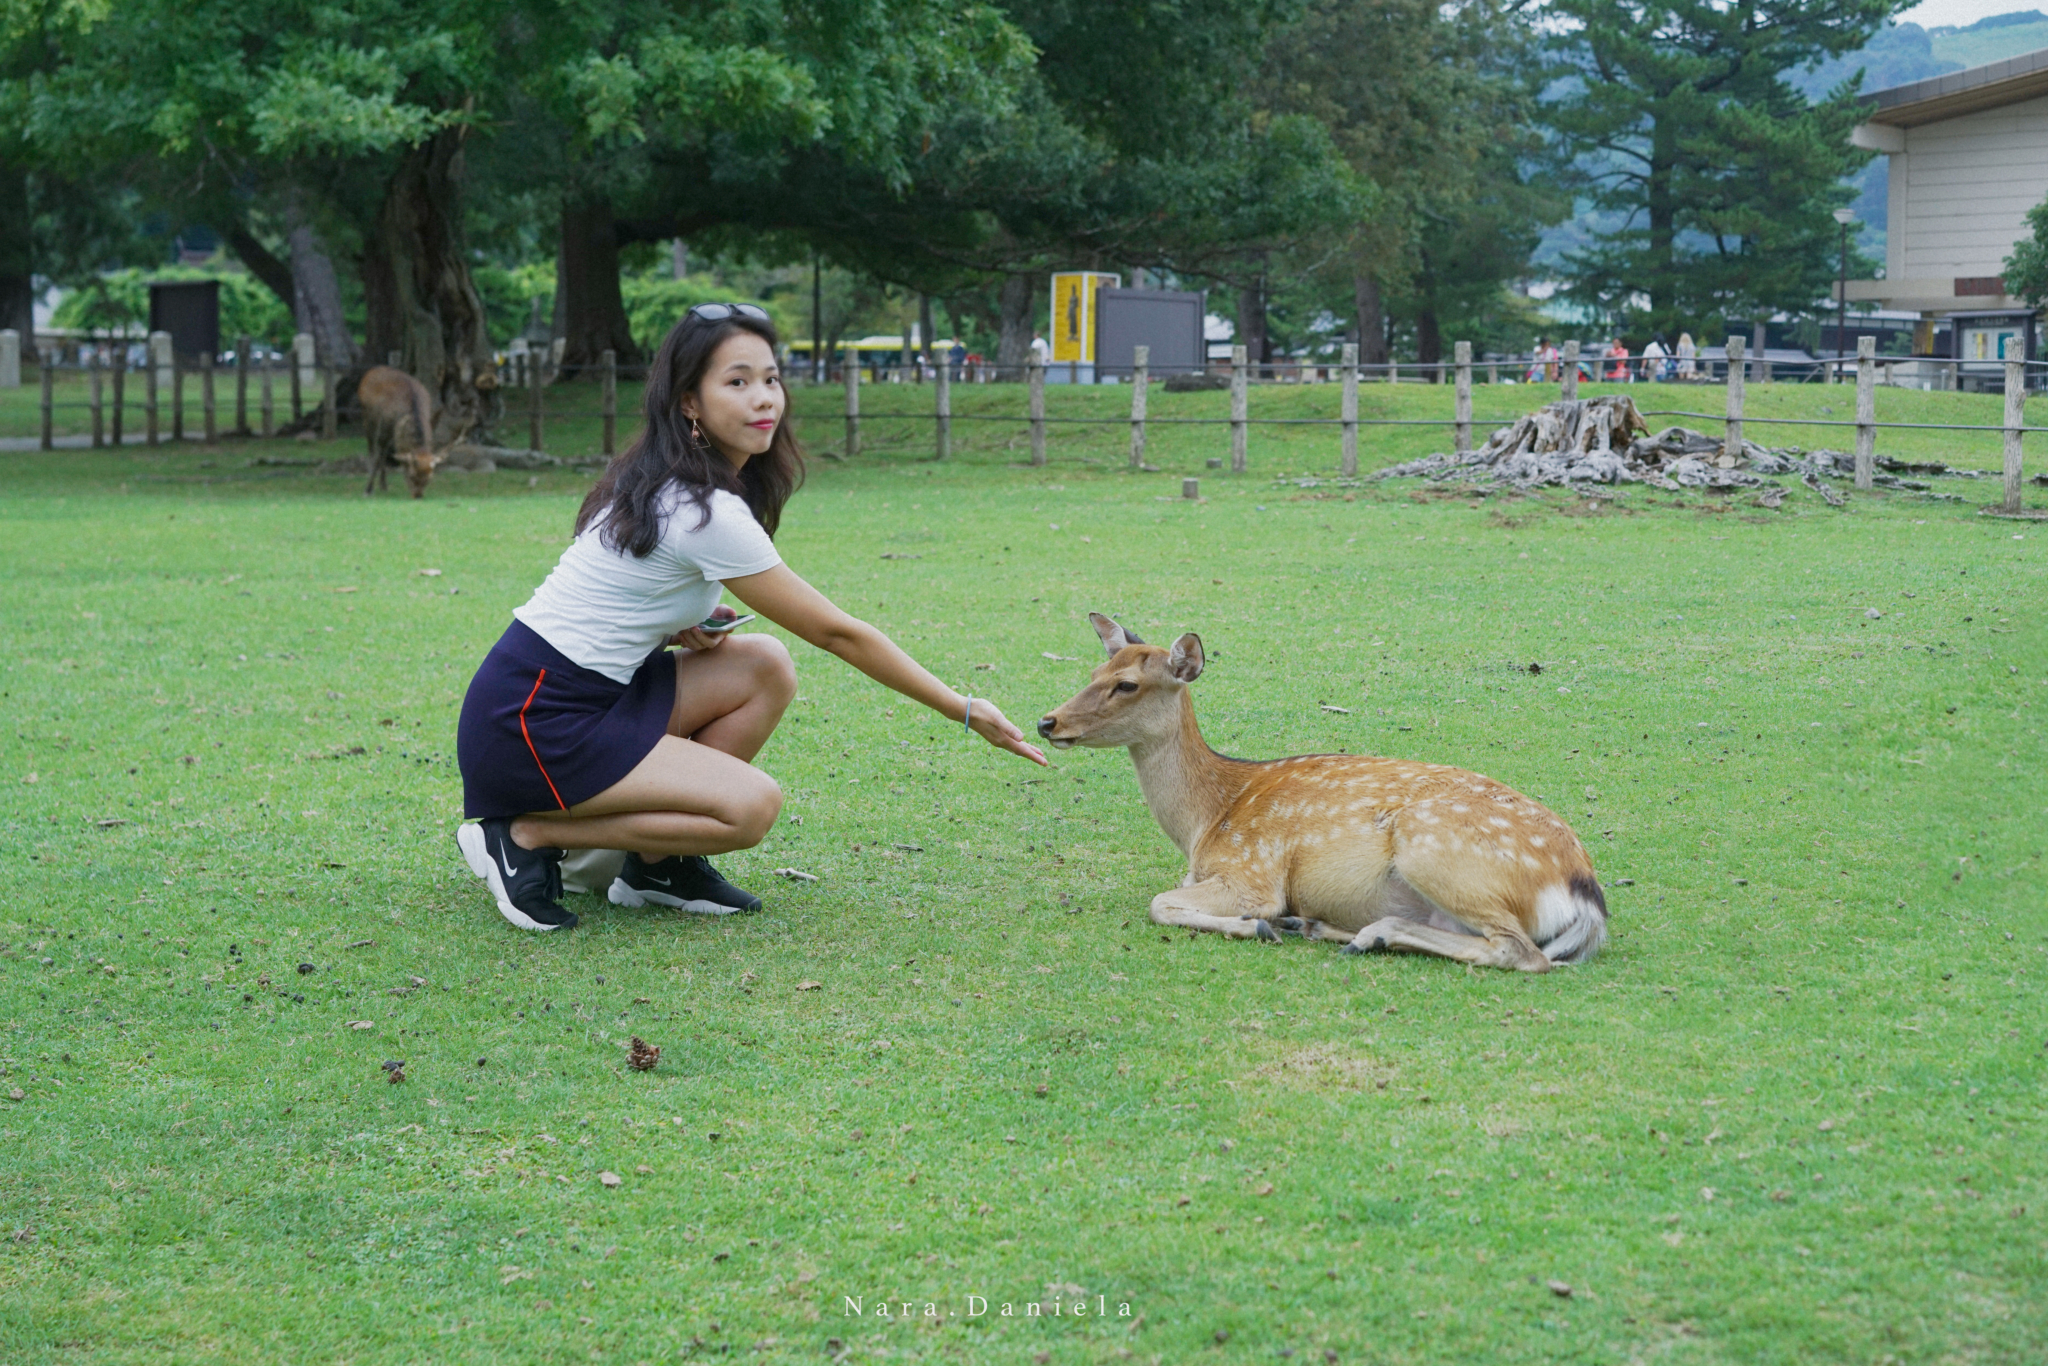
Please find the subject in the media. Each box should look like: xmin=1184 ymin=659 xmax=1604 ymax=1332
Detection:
xmin=1036 ymin=716 xmax=1057 ymax=738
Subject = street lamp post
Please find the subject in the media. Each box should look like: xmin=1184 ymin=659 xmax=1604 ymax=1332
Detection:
xmin=1833 ymin=208 xmax=1855 ymax=381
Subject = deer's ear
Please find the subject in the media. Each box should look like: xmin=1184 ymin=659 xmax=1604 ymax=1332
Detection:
xmin=1089 ymin=612 xmax=1143 ymax=656
xmin=1166 ymin=633 xmax=1205 ymax=683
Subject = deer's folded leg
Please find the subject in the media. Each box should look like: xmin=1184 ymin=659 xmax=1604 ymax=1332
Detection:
xmin=1149 ymin=876 xmax=1284 ymax=942
xmin=1341 ymin=917 xmax=1551 ymax=972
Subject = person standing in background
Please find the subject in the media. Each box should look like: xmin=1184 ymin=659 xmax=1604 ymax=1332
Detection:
xmin=1641 ymin=335 xmax=1668 ymax=382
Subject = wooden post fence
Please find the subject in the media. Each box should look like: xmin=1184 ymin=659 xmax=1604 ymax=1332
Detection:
xmin=39 ymin=351 xmax=53 ymax=451
xmin=1561 ymin=341 xmax=1579 ymax=401
xmin=934 ymin=356 xmax=951 ymax=460
xmin=1487 ymin=360 xmax=1499 ymax=386
xmin=202 ymin=353 xmax=217 ymax=442
xmin=1454 ymin=340 xmax=1473 ymax=454
xmin=2004 ymin=358 xmax=2026 ymax=515
xmin=1723 ymin=335 xmax=1745 ymax=461
xmin=1027 ymin=356 xmax=1046 ymax=467
xmin=235 ymin=337 xmax=250 ymax=435
xmin=91 ymin=360 xmax=105 ymax=448
xmin=1341 ymin=343 xmax=1359 ymax=478
xmin=601 ymin=349 xmax=618 ymax=456
xmin=844 ymin=352 xmax=861 ymax=460
xmin=172 ymin=353 xmax=185 ymax=441
xmin=145 ymin=348 xmax=159 ymax=446
xmin=1854 ymin=336 xmax=1876 ymax=489
xmin=1229 ymin=344 xmax=1248 ymax=474
xmin=528 ymin=351 xmax=544 ymax=452
xmin=1128 ymin=345 xmax=1149 ymax=470
xmin=321 ymin=366 xmax=337 ymax=441
xmin=260 ymin=358 xmax=275 ymax=438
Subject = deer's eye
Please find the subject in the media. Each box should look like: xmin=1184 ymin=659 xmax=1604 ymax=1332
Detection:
xmin=1114 ymin=680 xmax=1139 ymax=694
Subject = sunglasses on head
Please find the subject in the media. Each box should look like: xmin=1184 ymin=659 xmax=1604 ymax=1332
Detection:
xmin=687 ymin=302 xmax=771 ymax=323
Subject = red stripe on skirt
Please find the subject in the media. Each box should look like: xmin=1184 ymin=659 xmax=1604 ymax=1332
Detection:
xmin=518 ymin=670 xmax=569 ymax=811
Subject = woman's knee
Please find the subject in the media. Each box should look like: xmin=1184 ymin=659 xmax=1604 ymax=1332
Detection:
xmin=729 ymin=773 xmax=784 ymax=847
xmin=733 ymin=633 xmax=796 ymax=704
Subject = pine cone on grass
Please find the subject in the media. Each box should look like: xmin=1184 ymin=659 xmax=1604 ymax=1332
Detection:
xmin=628 ymin=1037 xmax=660 ymax=1072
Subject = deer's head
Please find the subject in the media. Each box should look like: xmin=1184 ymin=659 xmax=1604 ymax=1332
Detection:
xmin=401 ymin=447 xmax=446 ymax=499
xmin=1037 ymin=612 xmax=1204 ymax=750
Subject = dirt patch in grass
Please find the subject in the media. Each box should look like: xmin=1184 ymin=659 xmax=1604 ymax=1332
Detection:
xmin=1241 ymin=1043 xmax=1397 ymax=1092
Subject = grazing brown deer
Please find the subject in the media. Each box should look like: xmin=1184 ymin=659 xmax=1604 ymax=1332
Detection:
xmin=1036 ymin=614 xmax=1607 ymax=972
xmin=359 ymin=365 xmax=445 ymax=498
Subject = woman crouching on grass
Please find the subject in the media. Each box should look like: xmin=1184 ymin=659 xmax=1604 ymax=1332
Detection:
xmin=454 ymin=304 xmax=1047 ymax=931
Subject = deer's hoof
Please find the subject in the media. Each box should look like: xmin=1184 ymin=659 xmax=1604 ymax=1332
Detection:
xmin=1254 ymin=919 xmax=1280 ymax=943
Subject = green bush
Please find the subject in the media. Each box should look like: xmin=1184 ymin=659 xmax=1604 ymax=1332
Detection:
xmin=50 ymin=265 xmax=294 ymax=346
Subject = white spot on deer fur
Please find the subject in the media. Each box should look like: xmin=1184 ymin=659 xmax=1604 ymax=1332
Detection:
xmin=1452 ymin=803 xmax=1470 ymax=813
xmin=1529 ymin=836 xmax=1547 ymax=849
xmin=1520 ymin=853 xmax=1539 ymax=868
xmin=1489 ymin=816 xmax=1510 ymax=828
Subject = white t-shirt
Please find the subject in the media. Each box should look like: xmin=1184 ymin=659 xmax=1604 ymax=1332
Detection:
xmin=514 ymin=486 xmax=782 ymax=683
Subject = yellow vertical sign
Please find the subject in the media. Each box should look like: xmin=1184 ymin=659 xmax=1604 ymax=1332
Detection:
xmin=1049 ymin=272 xmax=1121 ymax=364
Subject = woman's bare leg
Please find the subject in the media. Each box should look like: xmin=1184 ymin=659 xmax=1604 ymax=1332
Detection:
xmin=663 ymin=634 xmax=795 ymax=760
xmin=508 ymin=634 xmax=796 ymax=856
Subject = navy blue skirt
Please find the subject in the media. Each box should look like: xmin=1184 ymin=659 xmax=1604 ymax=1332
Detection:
xmin=457 ymin=620 xmax=678 ymax=820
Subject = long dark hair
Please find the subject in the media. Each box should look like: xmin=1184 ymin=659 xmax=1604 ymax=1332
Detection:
xmin=575 ymin=311 xmax=805 ymax=555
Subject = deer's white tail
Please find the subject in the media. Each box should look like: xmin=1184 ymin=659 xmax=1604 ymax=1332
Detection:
xmin=1534 ymin=873 xmax=1608 ymax=964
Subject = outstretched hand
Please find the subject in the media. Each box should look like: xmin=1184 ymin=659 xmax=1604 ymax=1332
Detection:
xmin=967 ymin=699 xmax=1049 ymax=766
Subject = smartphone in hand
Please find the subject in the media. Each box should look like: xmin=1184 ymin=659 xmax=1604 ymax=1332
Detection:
xmin=695 ymin=612 xmax=756 ymax=634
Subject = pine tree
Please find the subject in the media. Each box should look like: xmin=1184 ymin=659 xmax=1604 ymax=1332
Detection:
xmin=1543 ymin=0 xmax=1905 ymax=340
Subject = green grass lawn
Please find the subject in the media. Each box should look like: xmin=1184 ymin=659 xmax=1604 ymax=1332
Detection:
xmin=2 ymin=397 xmax=2045 ymax=1364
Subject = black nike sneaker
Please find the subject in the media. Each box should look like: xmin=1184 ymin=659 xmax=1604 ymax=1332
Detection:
xmin=457 ymin=819 xmax=577 ymax=932
xmin=608 ymin=853 xmax=762 ymax=915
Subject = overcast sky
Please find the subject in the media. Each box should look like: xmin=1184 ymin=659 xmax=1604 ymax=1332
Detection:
xmin=1897 ymin=0 xmax=2044 ymax=28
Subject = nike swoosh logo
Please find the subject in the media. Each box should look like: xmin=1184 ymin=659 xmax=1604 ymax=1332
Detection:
xmin=499 ymin=847 xmax=518 ymax=879
xmin=644 ymin=876 xmax=673 ymax=888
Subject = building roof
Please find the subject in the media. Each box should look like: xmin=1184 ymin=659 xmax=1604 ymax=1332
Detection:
xmin=1866 ymin=46 xmax=2048 ymax=126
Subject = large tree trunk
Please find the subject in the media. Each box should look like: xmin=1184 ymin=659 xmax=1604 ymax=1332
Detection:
xmin=289 ymin=223 xmax=358 ymax=369
xmin=1237 ymin=276 xmax=1270 ymax=368
xmin=557 ymin=193 xmax=644 ymax=371
xmin=1354 ymin=274 xmax=1387 ymax=366
xmin=1415 ymin=307 xmax=1442 ymax=380
xmin=1646 ymin=118 xmax=1678 ymax=331
xmin=996 ymin=272 xmax=1037 ymax=375
xmin=0 ymin=162 xmax=32 ymax=339
xmin=361 ymin=126 xmax=500 ymax=443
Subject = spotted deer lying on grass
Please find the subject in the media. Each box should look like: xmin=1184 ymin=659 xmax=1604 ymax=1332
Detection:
xmin=359 ymin=365 xmax=446 ymax=498
xmin=1036 ymin=614 xmax=1607 ymax=972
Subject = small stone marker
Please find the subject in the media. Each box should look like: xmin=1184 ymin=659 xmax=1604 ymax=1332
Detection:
xmin=1183 ymin=478 xmax=1200 ymax=500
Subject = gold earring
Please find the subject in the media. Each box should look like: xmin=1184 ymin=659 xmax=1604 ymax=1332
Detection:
xmin=690 ymin=417 xmax=705 ymax=446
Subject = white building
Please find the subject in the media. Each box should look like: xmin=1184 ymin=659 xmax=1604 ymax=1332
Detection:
xmin=1847 ymin=47 xmax=2048 ymax=351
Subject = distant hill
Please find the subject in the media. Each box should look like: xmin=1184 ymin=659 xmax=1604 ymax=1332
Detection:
xmin=1928 ymin=11 xmax=2048 ymax=70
